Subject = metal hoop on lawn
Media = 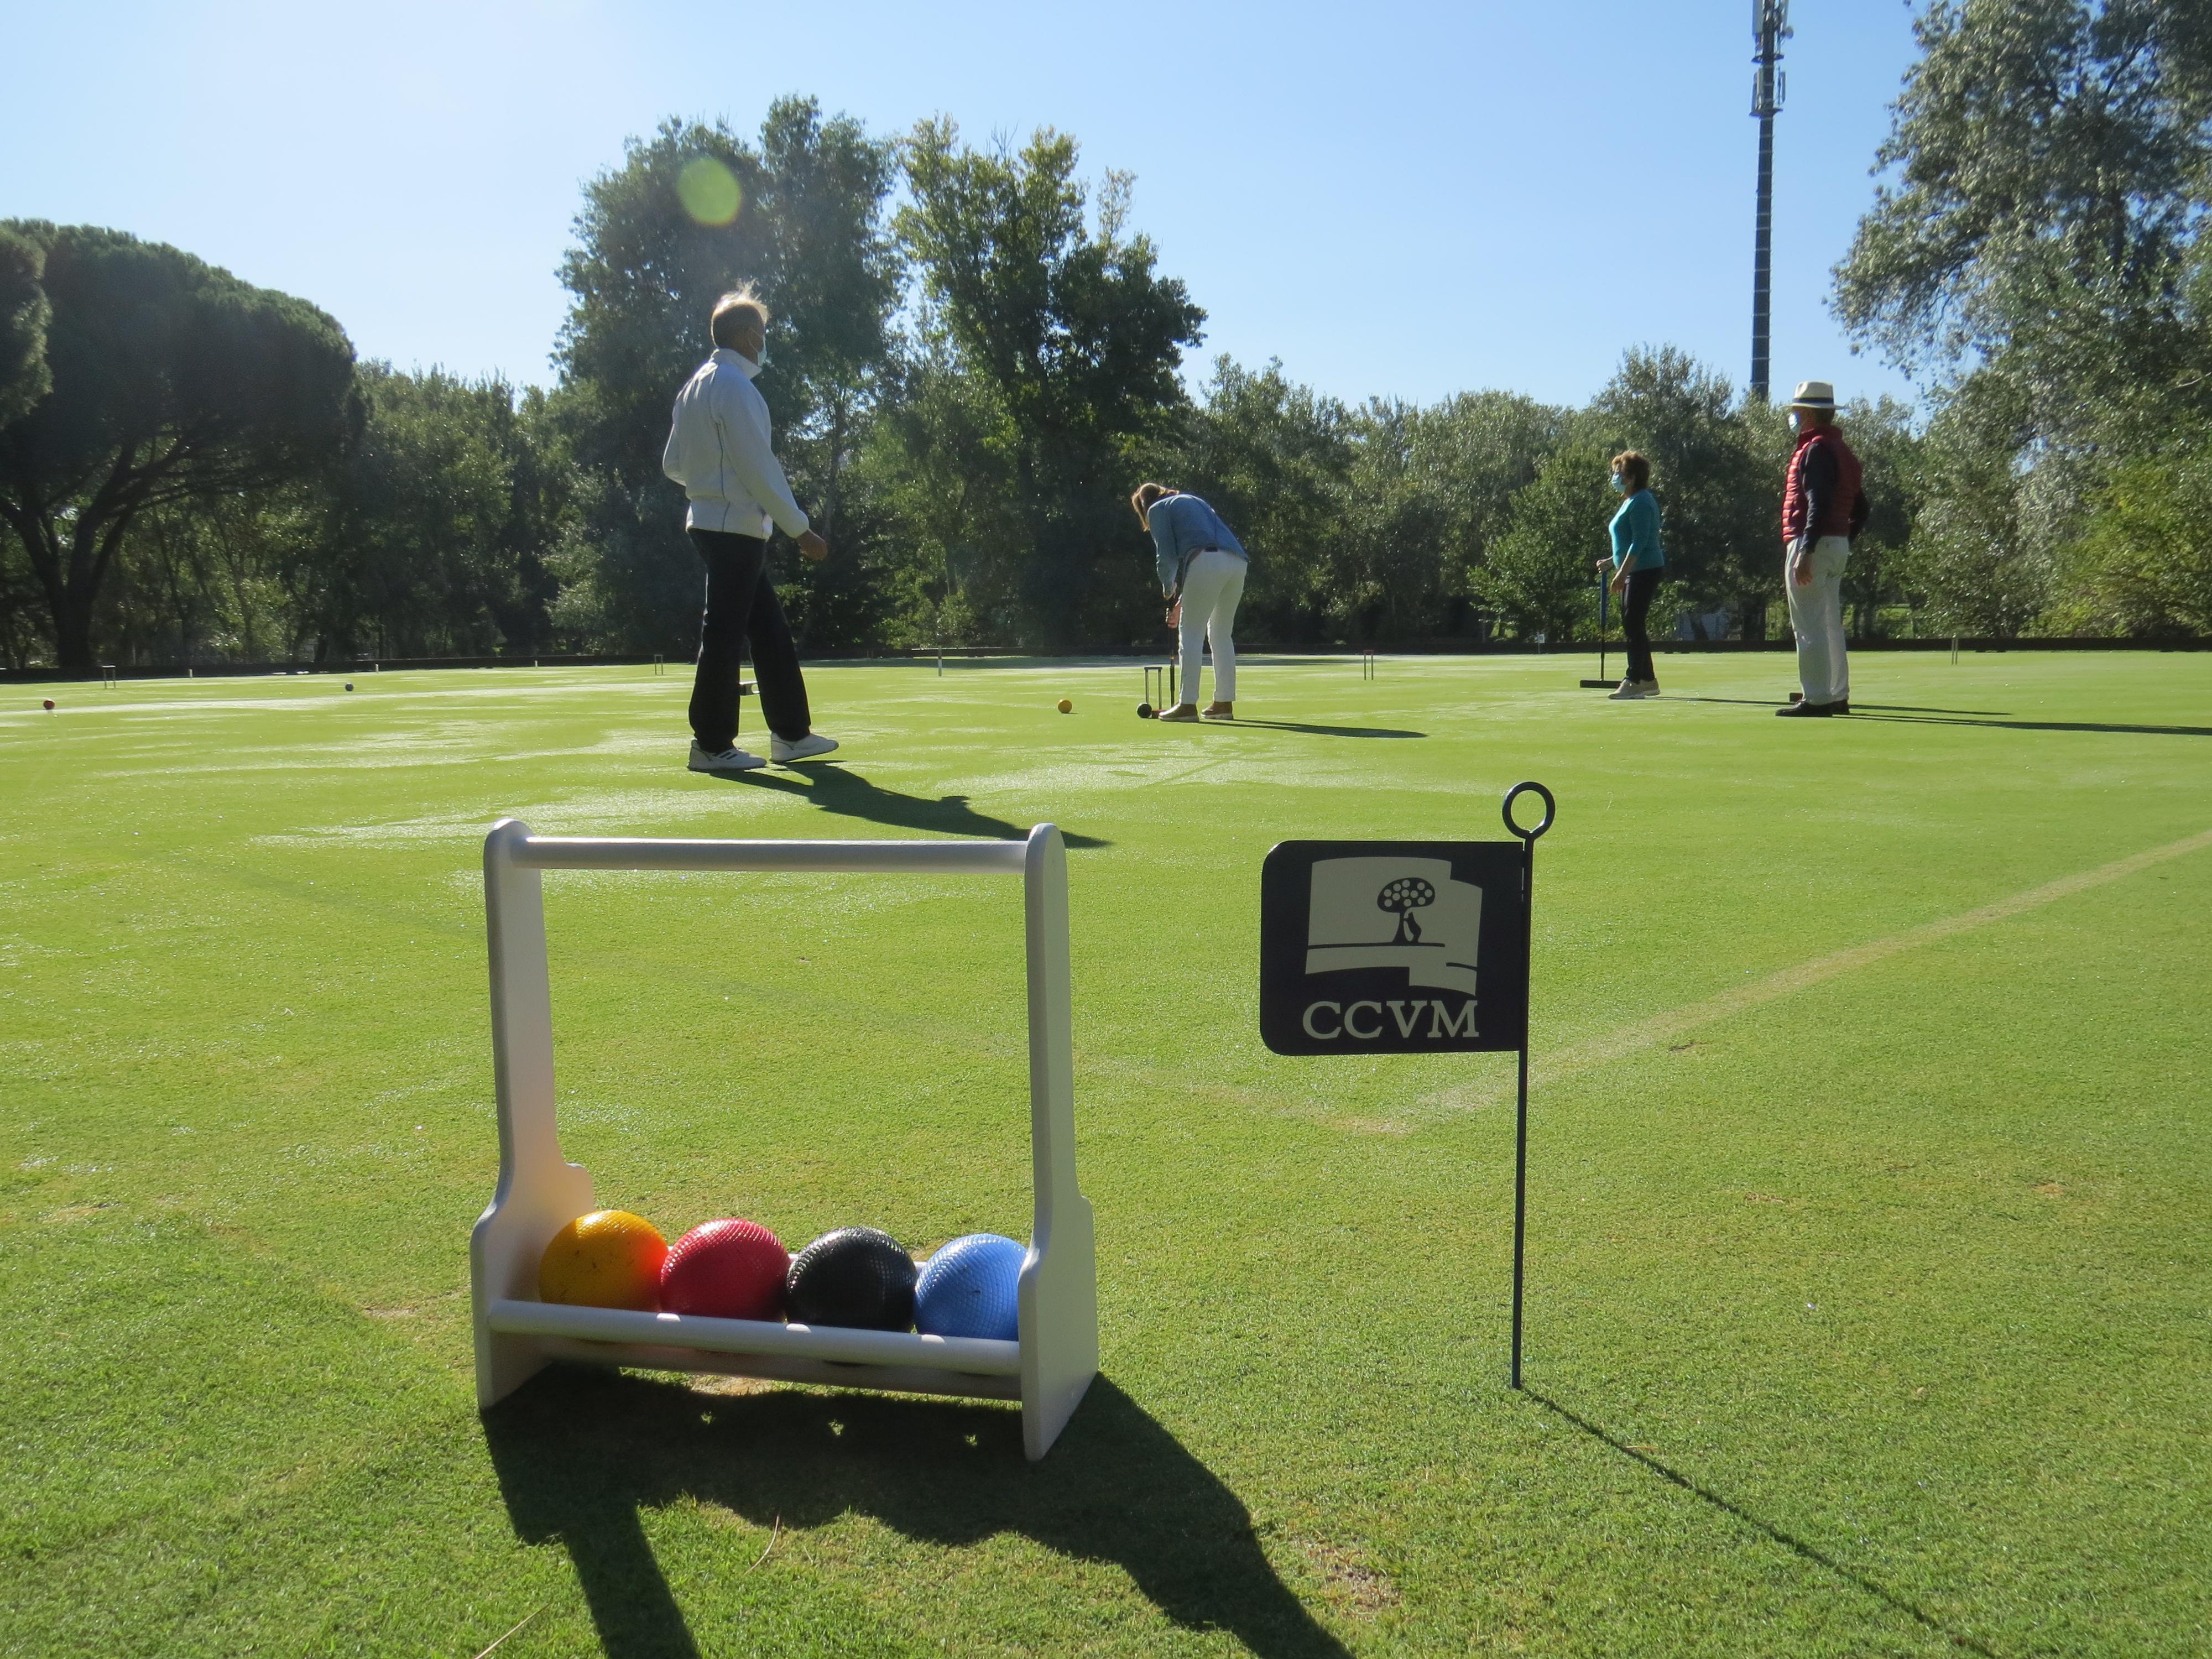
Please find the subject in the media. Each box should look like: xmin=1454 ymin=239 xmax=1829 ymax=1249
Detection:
xmin=1502 ymin=780 xmax=1556 ymax=844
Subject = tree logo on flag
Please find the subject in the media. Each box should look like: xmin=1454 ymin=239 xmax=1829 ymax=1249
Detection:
xmin=1378 ymin=876 xmax=1435 ymax=944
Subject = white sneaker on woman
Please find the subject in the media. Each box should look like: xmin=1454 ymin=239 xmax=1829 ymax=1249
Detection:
xmin=1606 ymin=682 xmax=1648 ymax=701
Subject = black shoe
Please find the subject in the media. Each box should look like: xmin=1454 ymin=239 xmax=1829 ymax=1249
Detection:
xmin=1775 ymin=699 xmax=1835 ymax=717
xmin=1833 ymin=699 xmax=1850 ymax=714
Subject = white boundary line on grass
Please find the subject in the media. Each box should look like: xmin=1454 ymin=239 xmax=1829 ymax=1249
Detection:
xmin=1423 ymin=825 xmax=2212 ymax=1114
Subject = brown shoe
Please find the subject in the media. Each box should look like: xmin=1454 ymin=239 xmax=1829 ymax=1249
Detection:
xmin=1155 ymin=702 xmax=1200 ymax=722
xmin=1201 ymin=701 xmax=1234 ymax=720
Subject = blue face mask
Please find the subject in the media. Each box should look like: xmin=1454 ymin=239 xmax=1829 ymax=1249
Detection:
xmin=1610 ymin=473 xmax=1627 ymax=494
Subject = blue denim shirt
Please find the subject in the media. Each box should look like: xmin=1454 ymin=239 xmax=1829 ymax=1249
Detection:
xmin=1146 ymin=493 xmax=1248 ymax=594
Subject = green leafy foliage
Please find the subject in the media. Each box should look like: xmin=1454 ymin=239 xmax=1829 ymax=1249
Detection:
xmin=0 ymin=222 xmax=360 ymax=666
xmin=1835 ymin=1 xmax=2212 ymax=638
xmin=1834 ymin=398 xmax=1926 ymax=639
xmin=1151 ymin=358 xmax=1354 ymax=643
xmin=0 ymin=225 xmax=50 ymax=430
xmin=894 ymin=121 xmax=1204 ymax=649
xmin=2058 ymin=432 xmax=2212 ymax=635
xmin=1836 ymin=0 xmax=2212 ymax=383
xmin=549 ymin=100 xmax=901 ymax=654
xmin=1474 ymin=440 xmax=1615 ymax=642
xmin=1157 ymin=370 xmax=1566 ymax=646
xmin=1588 ymin=348 xmax=1776 ymax=628
xmin=316 ymin=367 xmax=568 ymax=657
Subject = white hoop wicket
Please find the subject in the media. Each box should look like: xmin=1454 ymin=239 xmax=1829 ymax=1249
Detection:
xmin=469 ymin=820 xmax=1099 ymax=1461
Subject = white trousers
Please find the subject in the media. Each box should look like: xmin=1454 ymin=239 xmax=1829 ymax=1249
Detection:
xmin=1785 ymin=535 xmax=1851 ymax=703
xmin=1178 ymin=549 xmax=1246 ymax=703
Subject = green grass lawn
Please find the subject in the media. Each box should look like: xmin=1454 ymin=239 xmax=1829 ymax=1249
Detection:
xmin=3 ymin=649 xmax=2208 ymax=1658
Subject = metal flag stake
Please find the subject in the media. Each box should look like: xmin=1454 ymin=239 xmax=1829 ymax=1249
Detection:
xmin=1258 ymin=781 xmax=1557 ymax=1388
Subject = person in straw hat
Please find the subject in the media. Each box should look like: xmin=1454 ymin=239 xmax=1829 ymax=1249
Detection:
xmin=1775 ymin=379 xmax=1867 ymax=716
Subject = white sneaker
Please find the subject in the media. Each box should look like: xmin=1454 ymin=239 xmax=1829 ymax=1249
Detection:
xmin=769 ymin=732 xmax=839 ymax=764
xmin=688 ymin=740 xmax=765 ymax=773
xmin=1606 ymin=682 xmax=1648 ymax=700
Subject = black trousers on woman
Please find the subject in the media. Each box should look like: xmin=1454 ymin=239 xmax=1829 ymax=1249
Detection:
xmin=687 ymin=528 xmax=811 ymax=752
xmin=1621 ymin=565 xmax=1662 ymax=686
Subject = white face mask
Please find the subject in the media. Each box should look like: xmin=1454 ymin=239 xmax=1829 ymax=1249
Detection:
xmin=1788 ymin=410 xmax=1803 ymax=435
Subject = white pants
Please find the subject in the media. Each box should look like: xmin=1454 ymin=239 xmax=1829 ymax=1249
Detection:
xmin=1178 ymin=549 xmax=1246 ymax=703
xmin=1785 ymin=535 xmax=1851 ymax=704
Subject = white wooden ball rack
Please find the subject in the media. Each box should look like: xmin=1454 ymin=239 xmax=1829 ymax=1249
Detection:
xmin=468 ymin=818 xmax=1098 ymax=1461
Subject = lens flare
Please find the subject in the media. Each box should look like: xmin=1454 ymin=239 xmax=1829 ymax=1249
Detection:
xmin=677 ymin=156 xmax=742 ymax=227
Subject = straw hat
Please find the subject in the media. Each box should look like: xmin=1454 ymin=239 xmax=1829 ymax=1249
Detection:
xmin=1789 ymin=380 xmax=1837 ymax=410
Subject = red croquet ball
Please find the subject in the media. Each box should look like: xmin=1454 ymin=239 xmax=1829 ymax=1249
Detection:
xmin=42 ymin=699 xmax=55 ymax=711
xmin=659 ymin=1218 xmax=790 ymax=1320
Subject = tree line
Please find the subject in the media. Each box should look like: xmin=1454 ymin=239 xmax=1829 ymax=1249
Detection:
xmin=3 ymin=3 xmax=2209 ymax=672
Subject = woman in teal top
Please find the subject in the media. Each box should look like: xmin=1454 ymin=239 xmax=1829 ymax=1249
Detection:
xmin=1593 ymin=450 xmax=1664 ymax=698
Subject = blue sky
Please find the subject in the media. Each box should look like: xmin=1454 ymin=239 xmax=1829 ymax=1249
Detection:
xmin=2 ymin=0 xmax=1926 ymax=411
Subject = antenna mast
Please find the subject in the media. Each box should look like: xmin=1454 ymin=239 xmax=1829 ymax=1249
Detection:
xmin=1750 ymin=0 xmax=1791 ymax=401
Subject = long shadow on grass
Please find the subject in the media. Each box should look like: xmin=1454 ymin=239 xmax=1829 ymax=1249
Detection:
xmin=486 ymin=1368 xmax=1349 ymax=1659
xmin=1525 ymin=1390 xmax=2004 ymax=1658
xmin=1674 ymin=696 xmax=2015 ymax=716
xmin=709 ymin=763 xmax=1109 ymax=847
xmin=1678 ymin=697 xmax=2212 ymax=737
xmin=1848 ymin=712 xmax=2212 ymax=738
xmin=1209 ymin=719 xmax=1426 ymax=739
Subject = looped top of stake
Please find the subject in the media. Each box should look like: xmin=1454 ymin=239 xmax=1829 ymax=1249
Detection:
xmin=1502 ymin=780 xmax=1555 ymax=843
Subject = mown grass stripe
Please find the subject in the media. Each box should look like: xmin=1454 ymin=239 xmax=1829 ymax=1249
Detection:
xmin=1426 ymin=825 xmax=2212 ymax=1113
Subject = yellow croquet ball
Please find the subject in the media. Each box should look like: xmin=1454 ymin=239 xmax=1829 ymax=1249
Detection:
xmin=539 ymin=1209 xmax=669 ymax=1310
xmin=1057 ymin=698 xmax=1072 ymax=713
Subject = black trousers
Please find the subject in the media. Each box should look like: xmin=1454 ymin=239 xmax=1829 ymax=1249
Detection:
xmin=1621 ymin=565 xmax=1662 ymax=685
xmin=687 ymin=528 xmax=810 ymax=750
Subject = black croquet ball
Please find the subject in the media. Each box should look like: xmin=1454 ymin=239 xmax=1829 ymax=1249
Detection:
xmin=1136 ymin=702 xmax=1155 ymax=719
xmin=785 ymin=1227 xmax=916 ymax=1331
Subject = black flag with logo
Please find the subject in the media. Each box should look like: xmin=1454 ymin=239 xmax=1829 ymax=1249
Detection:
xmin=1259 ymin=840 xmax=1529 ymax=1055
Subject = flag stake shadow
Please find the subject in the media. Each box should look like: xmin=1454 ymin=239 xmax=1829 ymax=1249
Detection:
xmin=1525 ymin=1389 xmax=2005 ymax=1658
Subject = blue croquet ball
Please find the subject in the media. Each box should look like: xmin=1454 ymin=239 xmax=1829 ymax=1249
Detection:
xmin=914 ymin=1233 xmax=1024 ymax=1341
xmin=344 ymin=682 xmax=354 ymax=691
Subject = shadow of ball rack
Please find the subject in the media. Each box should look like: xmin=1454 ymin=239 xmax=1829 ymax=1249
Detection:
xmin=469 ymin=820 xmax=1098 ymax=1462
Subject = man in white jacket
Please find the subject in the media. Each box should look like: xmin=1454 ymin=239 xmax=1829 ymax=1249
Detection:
xmin=661 ymin=289 xmax=839 ymax=771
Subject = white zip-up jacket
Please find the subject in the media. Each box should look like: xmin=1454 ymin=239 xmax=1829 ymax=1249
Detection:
xmin=660 ymin=348 xmax=810 ymax=540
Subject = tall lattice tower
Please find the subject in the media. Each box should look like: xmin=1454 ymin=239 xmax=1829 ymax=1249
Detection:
xmin=1750 ymin=0 xmax=1791 ymax=401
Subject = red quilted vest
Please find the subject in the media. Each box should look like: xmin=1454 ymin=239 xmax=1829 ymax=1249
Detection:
xmin=1781 ymin=426 xmax=1863 ymax=544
